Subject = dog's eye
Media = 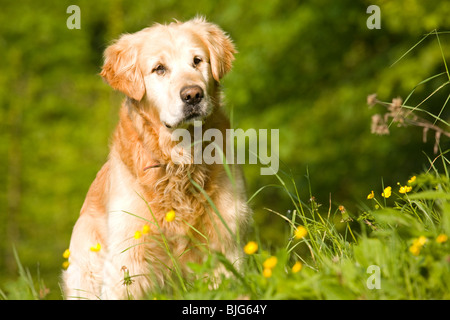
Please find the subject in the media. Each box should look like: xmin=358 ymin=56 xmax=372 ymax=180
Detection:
xmin=152 ymin=64 xmax=166 ymax=76
xmin=193 ymin=56 xmax=202 ymax=67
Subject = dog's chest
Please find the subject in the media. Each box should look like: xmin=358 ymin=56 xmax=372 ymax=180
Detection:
xmin=108 ymin=157 xmax=212 ymax=229
xmin=145 ymin=164 xmax=212 ymax=221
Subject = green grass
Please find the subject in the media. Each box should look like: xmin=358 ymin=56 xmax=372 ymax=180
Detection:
xmin=141 ymin=157 xmax=450 ymax=300
xmin=2 ymin=152 xmax=449 ymax=300
xmin=0 ymin=247 xmax=51 ymax=300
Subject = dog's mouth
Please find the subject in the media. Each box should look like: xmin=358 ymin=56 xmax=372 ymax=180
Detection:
xmin=164 ymin=109 xmax=208 ymax=129
xmin=184 ymin=111 xmax=203 ymax=122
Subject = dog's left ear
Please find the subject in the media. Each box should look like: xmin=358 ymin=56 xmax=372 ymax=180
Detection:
xmin=100 ymin=33 xmax=145 ymax=101
xmin=190 ymin=18 xmax=237 ymax=82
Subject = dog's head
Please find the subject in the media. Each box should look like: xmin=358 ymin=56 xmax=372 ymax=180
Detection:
xmin=100 ymin=17 xmax=236 ymax=129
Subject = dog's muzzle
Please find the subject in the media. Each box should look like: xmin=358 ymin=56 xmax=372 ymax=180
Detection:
xmin=180 ymin=85 xmax=204 ymax=119
xmin=163 ymin=86 xmax=207 ymax=129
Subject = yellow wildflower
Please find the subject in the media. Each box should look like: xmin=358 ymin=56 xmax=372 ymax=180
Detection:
xmin=409 ymin=236 xmax=427 ymax=256
xmin=294 ymin=226 xmax=308 ymax=239
xmin=367 ymin=191 xmax=375 ymax=199
xmin=263 ymin=268 xmax=272 ymax=278
xmin=263 ymin=256 xmax=278 ymax=269
xmin=408 ymin=176 xmax=416 ymax=184
xmin=381 ymin=186 xmax=392 ymax=198
xmin=413 ymin=236 xmax=427 ymax=247
xmin=142 ymin=224 xmax=150 ymax=234
xmin=399 ymin=185 xmax=412 ymax=194
xmin=409 ymin=244 xmax=421 ymax=256
xmin=134 ymin=231 xmax=142 ymax=239
xmin=292 ymin=261 xmax=302 ymax=273
xmin=243 ymin=241 xmax=258 ymax=255
xmin=62 ymin=249 xmax=70 ymax=259
xmin=436 ymin=234 xmax=448 ymax=244
xmin=62 ymin=261 xmax=70 ymax=269
xmin=90 ymin=243 xmax=101 ymax=252
xmin=165 ymin=210 xmax=176 ymax=222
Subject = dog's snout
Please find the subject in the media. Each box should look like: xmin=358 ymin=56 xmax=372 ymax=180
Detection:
xmin=180 ymin=85 xmax=204 ymax=105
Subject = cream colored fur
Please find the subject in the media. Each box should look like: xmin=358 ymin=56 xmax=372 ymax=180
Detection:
xmin=62 ymin=18 xmax=251 ymax=300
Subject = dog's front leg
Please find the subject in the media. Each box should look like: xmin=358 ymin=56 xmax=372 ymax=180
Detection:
xmin=62 ymin=213 xmax=107 ymax=300
xmin=100 ymin=210 xmax=153 ymax=300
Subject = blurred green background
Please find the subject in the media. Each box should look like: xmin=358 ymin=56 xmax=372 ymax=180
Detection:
xmin=1 ymin=0 xmax=449 ymax=298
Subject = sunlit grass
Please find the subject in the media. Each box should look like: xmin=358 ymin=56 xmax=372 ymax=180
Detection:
xmin=2 ymin=157 xmax=449 ymax=300
xmin=133 ymin=154 xmax=449 ymax=300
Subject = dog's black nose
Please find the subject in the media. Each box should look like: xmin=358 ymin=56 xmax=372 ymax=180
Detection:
xmin=180 ymin=85 xmax=204 ymax=105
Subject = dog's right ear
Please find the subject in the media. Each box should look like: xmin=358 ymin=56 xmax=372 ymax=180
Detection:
xmin=100 ymin=34 xmax=145 ymax=101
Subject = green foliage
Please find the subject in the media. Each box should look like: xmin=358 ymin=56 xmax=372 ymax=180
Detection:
xmin=0 ymin=247 xmax=50 ymax=300
xmin=151 ymin=160 xmax=450 ymax=300
xmin=1 ymin=0 xmax=449 ymax=299
xmin=3 ymin=162 xmax=449 ymax=299
xmin=123 ymin=161 xmax=450 ymax=300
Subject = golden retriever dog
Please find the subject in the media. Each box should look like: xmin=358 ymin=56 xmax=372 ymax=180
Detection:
xmin=62 ymin=17 xmax=251 ymax=299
